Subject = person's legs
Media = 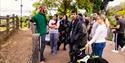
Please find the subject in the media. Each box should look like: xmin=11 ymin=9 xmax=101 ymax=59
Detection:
xmin=57 ymin=35 xmax=62 ymax=50
xmin=117 ymin=33 xmax=122 ymax=49
xmin=63 ymin=42 xmax=67 ymax=50
xmin=92 ymin=43 xmax=97 ymax=56
xmin=53 ymin=33 xmax=58 ymax=54
xmin=50 ymin=33 xmax=54 ymax=54
xmin=97 ymin=42 xmax=106 ymax=57
xmin=40 ymin=34 xmax=46 ymax=62
xmin=118 ymin=34 xmax=124 ymax=48
xmin=69 ymin=44 xmax=74 ymax=63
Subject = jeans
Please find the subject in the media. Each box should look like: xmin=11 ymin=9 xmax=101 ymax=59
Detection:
xmin=50 ymin=33 xmax=58 ymax=54
xmin=92 ymin=42 xmax=106 ymax=57
xmin=39 ymin=34 xmax=46 ymax=61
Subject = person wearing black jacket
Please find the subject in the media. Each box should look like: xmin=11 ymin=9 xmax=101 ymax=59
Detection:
xmin=68 ymin=10 xmax=88 ymax=63
xmin=57 ymin=14 xmax=70 ymax=50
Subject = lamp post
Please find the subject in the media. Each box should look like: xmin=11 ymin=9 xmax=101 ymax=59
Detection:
xmin=15 ymin=0 xmax=23 ymax=28
xmin=20 ymin=0 xmax=23 ymax=28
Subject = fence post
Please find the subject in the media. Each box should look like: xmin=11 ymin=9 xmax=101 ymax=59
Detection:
xmin=16 ymin=15 xmax=19 ymax=30
xmin=32 ymin=24 xmax=40 ymax=63
xmin=12 ymin=14 xmax=15 ymax=31
xmin=0 ymin=17 xmax=1 ymax=25
xmin=6 ymin=15 xmax=10 ymax=36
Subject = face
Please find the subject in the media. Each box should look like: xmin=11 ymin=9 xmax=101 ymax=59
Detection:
xmin=63 ymin=15 xmax=66 ymax=20
xmin=96 ymin=16 xmax=102 ymax=24
xmin=71 ymin=13 xmax=77 ymax=20
xmin=43 ymin=6 xmax=47 ymax=13
xmin=53 ymin=15 xmax=58 ymax=20
xmin=39 ymin=6 xmax=47 ymax=13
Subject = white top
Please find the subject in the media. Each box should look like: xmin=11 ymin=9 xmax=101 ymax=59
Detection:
xmin=49 ymin=19 xmax=59 ymax=33
xmin=88 ymin=24 xmax=108 ymax=45
xmin=90 ymin=22 xmax=98 ymax=37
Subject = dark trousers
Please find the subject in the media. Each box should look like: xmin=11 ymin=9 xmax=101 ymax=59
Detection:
xmin=92 ymin=42 xmax=106 ymax=57
xmin=57 ymin=34 xmax=68 ymax=50
xmin=117 ymin=33 xmax=125 ymax=49
xmin=39 ymin=34 xmax=46 ymax=61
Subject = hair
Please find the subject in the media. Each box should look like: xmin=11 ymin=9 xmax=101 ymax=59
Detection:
xmin=38 ymin=5 xmax=46 ymax=13
xmin=71 ymin=9 xmax=77 ymax=14
xmin=99 ymin=14 xmax=110 ymax=28
xmin=78 ymin=13 xmax=83 ymax=17
xmin=63 ymin=14 xmax=68 ymax=21
xmin=53 ymin=14 xmax=58 ymax=24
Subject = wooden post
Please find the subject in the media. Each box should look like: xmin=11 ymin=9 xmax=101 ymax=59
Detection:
xmin=32 ymin=23 xmax=40 ymax=63
xmin=16 ymin=15 xmax=19 ymax=30
xmin=6 ymin=15 xmax=10 ymax=36
xmin=12 ymin=14 xmax=15 ymax=31
xmin=0 ymin=17 xmax=1 ymax=25
xmin=32 ymin=33 xmax=40 ymax=63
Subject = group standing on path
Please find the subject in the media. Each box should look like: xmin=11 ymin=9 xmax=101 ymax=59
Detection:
xmin=30 ymin=4 xmax=125 ymax=63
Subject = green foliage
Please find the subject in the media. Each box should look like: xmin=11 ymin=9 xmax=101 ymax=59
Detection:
xmin=93 ymin=0 xmax=102 ymax=12
xmin=76 ymin=0 xmax=93 ymax=15
xmin=107 ymin=2 xmax=125 ymax=16
xmin=32 ymin=2 xmax=41 ymax=8
xmin=108 ymin=16 xmax=116 ymax=26
xmin=31 ymin=2 xmax=41 ymax=16
xmin=19 ymin=16 xmax=29 ymax=27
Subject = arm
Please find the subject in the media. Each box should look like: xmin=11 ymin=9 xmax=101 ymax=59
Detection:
xmin=88 ymin=26 xmax=102 ymax=45
xmin=54 ymin=21 xmax=60 ymax=29
xmin=74 ymin=23 xmax=87 ymax=41
xmin=49 ymin=20 xmax=55 ymax=28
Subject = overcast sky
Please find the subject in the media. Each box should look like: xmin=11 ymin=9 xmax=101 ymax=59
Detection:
xmin=0 ymin=0 xmax=35 ymax=16
xmin=0 ymin=0 xmax=125 ymax=16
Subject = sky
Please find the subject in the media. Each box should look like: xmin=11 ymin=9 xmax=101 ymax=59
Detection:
xmin=0 ymin=0 xmax=35 ymax=16
xmin=0 ymin=0 xmax=125 ymax=16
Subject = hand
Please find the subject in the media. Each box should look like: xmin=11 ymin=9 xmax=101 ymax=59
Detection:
xmin=85 ymin=43 xmax=89 ymax=48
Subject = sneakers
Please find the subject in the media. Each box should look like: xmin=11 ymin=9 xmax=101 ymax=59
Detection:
xmin=40 ymin=61 xmax=45 ymax=63
xmin=112 ymin=50 xmax=119 ymax=53
xmin=121 ymin=46 xmax=125 ymax=52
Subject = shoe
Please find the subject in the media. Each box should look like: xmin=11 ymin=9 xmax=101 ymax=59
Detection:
xmin=40 ymin=61 xmax=45 ymax=63
xmin=112 ymin=50 xmax=119 ymax=53
xmin=121 ymin=46 xmax=125 ymax=52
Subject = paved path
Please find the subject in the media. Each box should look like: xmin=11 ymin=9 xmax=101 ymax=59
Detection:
xmin=0 ymin=30 xmax=125 ymax=63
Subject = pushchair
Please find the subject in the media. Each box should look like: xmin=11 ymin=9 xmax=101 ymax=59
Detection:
xmin=76 ymin=47 xmax=109 ymax=63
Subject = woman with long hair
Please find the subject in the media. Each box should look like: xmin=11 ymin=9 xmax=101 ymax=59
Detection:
xmin=86 ymin=14 xmax=108 ymax=57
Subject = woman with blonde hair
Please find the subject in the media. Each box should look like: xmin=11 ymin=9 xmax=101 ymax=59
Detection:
xmin=86 ymin=14 xmax=108 ymax=57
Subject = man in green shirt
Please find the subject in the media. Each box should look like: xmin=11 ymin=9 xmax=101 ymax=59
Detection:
xmin=31 ymin=5 xmax=47 ymax=63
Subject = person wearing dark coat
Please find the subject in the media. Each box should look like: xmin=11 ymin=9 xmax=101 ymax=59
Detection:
xmin=57 ymin=14 xmax=70 ymax=50
xmin=68 ymin=10 xmax=88 ymax=63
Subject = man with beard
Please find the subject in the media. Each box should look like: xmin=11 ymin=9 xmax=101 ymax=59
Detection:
xmin=31 ymin=5 xmax=47 ymax=63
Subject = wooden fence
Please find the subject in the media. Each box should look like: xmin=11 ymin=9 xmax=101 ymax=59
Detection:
xmin=0 ymin=14 xmax=19 ymax=42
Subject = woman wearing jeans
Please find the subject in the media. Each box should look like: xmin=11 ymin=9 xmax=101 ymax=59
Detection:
xmin=86 ymin=14 xmax=108 ymax=57
xmin=49 ymin=14 xmax=59 ymax=55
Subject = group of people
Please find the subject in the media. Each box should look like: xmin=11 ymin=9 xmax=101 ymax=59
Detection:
xmin=31 ymin=5 xmax=125 ymax=63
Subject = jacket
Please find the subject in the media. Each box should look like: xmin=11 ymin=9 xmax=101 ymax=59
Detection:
xmin=70 ymin=18 xmax=88 ymax=47
xmin=31 ymin=12 xmax=47 ymax=35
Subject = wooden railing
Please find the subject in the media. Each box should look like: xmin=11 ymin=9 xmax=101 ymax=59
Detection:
xmin=0 ymin=14 xmax=19 ymax=42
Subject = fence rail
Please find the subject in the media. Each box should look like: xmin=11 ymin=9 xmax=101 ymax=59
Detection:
xmin=0 ymin=14 xmax=19 ymax=42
